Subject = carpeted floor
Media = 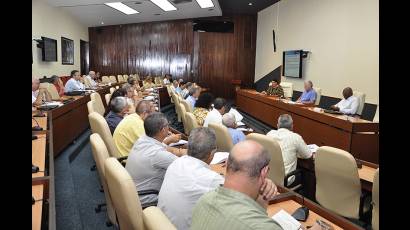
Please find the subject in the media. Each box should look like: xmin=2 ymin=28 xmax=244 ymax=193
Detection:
xmin=54 ymin=103 xmax=274 ymax=230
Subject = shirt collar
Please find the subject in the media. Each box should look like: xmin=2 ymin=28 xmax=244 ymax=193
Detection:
xmin=217 ymin=187 xmax=265 ymax=212
xmin=183 ymin=155 xmax=210 ymax=168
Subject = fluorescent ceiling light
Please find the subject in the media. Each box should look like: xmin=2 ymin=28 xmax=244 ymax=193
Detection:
xmin=150 ymin=0 xmax=177 ymax=11
xmin=195 ymin=0 xmax=214 ymax=8
xmin=105 ymin=2 xmax=139 ymax=15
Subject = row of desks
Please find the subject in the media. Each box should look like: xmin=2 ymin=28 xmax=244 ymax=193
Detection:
xmin=236 ymin=89 xmax=379 ymax=164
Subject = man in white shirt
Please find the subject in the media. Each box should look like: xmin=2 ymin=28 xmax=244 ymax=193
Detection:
xmin=158 ymin=127 xmax=223 ymax=230
xmin=186 ymin=86 xmax=200 ymax=109
xmin=85 ymin=70 xmax=97 ymax=88
xmin=125 ymin=112 xmax=185 ymax=207
xmin=64 ymin=70 xmax=85 ymax=93
xmin=330 ymin=87 xmax=359 ymax=115
xmin=266 ymin=114 xmax=312 ymax=185
xmin=163 ymin=74 xmax=171 ymax=85
xmin=32 ymin=79 xmax=51 ymax=106
xmin=203 ymin=97 xmax=227 ymax=127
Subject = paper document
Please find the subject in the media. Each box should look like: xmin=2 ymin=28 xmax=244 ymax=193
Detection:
xmin=271 ymin=209 xmax=301 ymax=230
xmin=210 ymin=152 xmax=230 ymax=165
xmin=308 ymin=144 xmax=319 ymax=153
xmin=237 ymin=127 xmax=253 ymax=132
xmin=143 ymin=96 xmax=155 ymax=101
xmin=44 ymin=101 xmax=63 ymax=106
xmin=237 ymin=121 xmax=245 ymax=126
xmin=168 ymin=140 xmax=188 ymax=147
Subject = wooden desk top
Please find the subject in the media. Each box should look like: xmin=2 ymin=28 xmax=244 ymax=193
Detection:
xmin=267 ymin=199 xmax=342 ymax=230
xmin=32 ymin=134 xmax=46 ymax=178
xmin=358 ymin=165 xmax=376 ymax=183
xmin=32 ymin=184 xmax=44 ymax=230
xmin=32 ymin=116 xmax=47 ymax=131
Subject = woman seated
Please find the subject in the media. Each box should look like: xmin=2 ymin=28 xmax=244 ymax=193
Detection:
xmin=50 ymin=75 xmax=65 ymax=97
xmin=192 ymin=92 xmax=214 ymax=126
xmin=261 ymin=79 xmax=285 ymax=98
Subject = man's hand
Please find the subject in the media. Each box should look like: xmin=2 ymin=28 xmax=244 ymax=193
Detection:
xmin=260 ymin=178 xmax=278 ymax=200
xmin=166 ymin=146 xmax=187 ymax=157
xmin=261 ymin=91 xmax=267 ymax=95
xmin=163 ymin=133 xmax=181 ymax=145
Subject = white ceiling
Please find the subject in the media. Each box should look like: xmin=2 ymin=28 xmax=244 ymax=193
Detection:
xmin=46 ymin=0 xmax=222 ymax=27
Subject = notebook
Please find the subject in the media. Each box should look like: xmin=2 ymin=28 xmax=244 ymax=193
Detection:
xmin=210 ymin=152 xmax=230 ymax=164
xmin=272 ymin=209 xmax=301 ymax=230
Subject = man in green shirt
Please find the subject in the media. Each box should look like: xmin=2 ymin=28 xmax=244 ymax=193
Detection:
xmin=191 ymin=140 xmax=282 ymax=230
xmin=262 ymin=79 xmax=285 ymax=98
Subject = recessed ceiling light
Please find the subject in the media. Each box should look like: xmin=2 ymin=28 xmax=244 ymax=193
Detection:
xmin=105 ymin=2 xmax=139 ymax=15
xmin=150 ymin=0 xmax=177 ymax=11
xmin=101 ymin=21 xmax=104 ymax=25
xmin=195 ymin=0 xmax=214 ymax=9
xmin=248 ymin=2 xmax=253 ymax=6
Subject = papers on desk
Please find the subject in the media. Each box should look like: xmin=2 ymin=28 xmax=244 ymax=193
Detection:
xmin=237 ymin=121 xmax=245 ymax=126
xmin=237 ymin=127 xmax=253 ymax=132
xmin=210 ymin=152 xmax=230 ymax=165
xmin=308 ymin=144 xmax=319 ymax=153
xmin=44 ymin=101 xmax=63 ymax=107
xmin=143 ymin=96 xmax=155 ymax=101
xmin=271 ymin=209 xmax=301 ymax=230
xmin=168 ymin=139 xmax=188 ymax=147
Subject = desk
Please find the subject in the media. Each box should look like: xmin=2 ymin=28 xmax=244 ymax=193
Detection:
xmin=210 ymin=163 xmax=362 ymax=230
xmin=32 ymin=134 xmax=47 ymax=178
xmin=158 ymin=86 xmax=171 ymax=107
xmin=32 ymin=184 xmax=44 ymax=230
xmin=236 ymin=89 xmax=379 ymax=164
xmin=32 ymin=114 xmax=47 ymax=130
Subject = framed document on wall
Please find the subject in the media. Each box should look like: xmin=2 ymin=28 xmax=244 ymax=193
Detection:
xmin=61 ymin=37 xmax=74 ymax=65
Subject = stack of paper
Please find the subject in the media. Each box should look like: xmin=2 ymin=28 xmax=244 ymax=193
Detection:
xmin=169 ymin=140 xmax=188 ymax=147
xmin=271 ymin=209 xmax=301 ymax=230
xmin=308 ymin=144 xmax=319 ymax=153
xmin=210 ymin=152 xmax=230 ymax=164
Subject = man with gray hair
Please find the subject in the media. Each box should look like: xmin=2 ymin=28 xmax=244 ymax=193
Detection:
xmin=158 ymin=127 xmax=223 ymax=230
xmin=191 ymin=140 xmax=284 ymax=230
xmin=266 ymin=114 xmax=312 ymax=185
xmin=186 ymin=86 xmax=200 ymax=108
xmin=105 ymin=96 xmax=129 ymax=134
xmin=85 ymin=70 xmax=97 ymax=88
xmin=126 ymin=112 xmax=186 ymax=207
xmin=222 ymin=113 xmax=245 ymax=145
xmin=296 ymin=80 xmax=317 ymax=104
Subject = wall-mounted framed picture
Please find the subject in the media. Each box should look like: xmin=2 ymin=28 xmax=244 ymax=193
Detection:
xmin=61 ymin=37 xmax=74 ymax=65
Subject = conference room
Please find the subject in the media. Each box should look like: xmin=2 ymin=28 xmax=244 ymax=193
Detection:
xmin=32 ymin=0 xmax=379 ymax=229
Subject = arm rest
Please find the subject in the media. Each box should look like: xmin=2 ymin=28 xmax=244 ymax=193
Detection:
xmin=284 ymin=169 xmax=303 ymax=188
xmin=143 ymin=206 xmax=177 ymax=230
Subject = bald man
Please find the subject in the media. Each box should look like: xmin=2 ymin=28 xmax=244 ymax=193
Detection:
xmin=330 ymin=87 xmax=359 ymax=115
xmin=191 ymin=140 xmax=282 ymax=230
xmin=85 ymin=70 xmax=97 ymax=88
xmin=32 ymin=79 xmax=51 ymax=106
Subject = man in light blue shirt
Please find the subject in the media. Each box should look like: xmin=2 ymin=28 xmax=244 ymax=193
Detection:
xmin=296 ymin=80 xmax=317 ymax=104
xmin=222 ymin=113 xmax=245 ymax=145
xmin=186 ymin=86 xmax=200 ymax=108
xmin=64 ymin=70 xmax=85 ymax=93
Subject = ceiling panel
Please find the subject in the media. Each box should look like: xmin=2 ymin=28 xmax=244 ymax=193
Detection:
xmin=219 ymin=0 xmax=280 ymax=15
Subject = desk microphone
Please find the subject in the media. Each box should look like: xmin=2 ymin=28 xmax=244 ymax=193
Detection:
xmin=32 ymin=135 xmax=38 ymax=140
xmin=32 ymin=164 xmax=39 ymax=173
xmin=292 ymin=194 xmax=309 ymax=221
xmin=32 ymin=196 xmax=35 ymax=205
xmin=32 ymin=118 xmax=43 ymax=131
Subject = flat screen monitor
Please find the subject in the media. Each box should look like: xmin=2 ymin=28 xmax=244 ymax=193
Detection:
xmin=41 ymin=36 xmax=57 ymax=62
xmin=282 ymin=50 xmax=303 ymax=78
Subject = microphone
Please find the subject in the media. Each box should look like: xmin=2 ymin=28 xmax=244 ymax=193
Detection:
xmin=32 ymin=135 xmax=38 ymax=140
xmin=292 ymin=193 xmax=309 ymax=222
xmin=32 ymin=164 xmax=39 ymax=173
xmin=32 ymin=118 xmax=43 ymax=131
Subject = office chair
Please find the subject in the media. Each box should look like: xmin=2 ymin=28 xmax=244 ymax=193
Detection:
xmin=109 ymin=75 xmax=117 ymax=83
xmin=181 ymin=99 xmax=193 ymax=113
xmin=104 ymin=158 xmax=176 ymax=230
xmin=372 ymin=168 xmax=379 ymax=230
xmin=90 ymin=133 xmax=117 ymax=227
xmin=373 ymin=106 xmax=379 ymax=122
xmin=117 ymin=75 xmax=124 ymax=82
xmin=280 ymin=82 xmax=293 ymax=99
xmin=353 ymin=91 xmax=366 ymax=116
xmin=179 ymin=102 xmax=188 ymax=135
xmin=246 ymin=133 xmax=302 ymax=190
xmin=185 ymin=112 xmax=199 ymax=135
xmin=102 ymin=76 xmax=110 ymax=83
xmin=123 ymin=75 xmax=129 ymax=82
xmin=208 ymin=123 xmax=234 ymax=152
xmin=90 ymin=92 xmax=106 ymax=116
xmin=315 ymin=146 xmax=364 ymax=219
xmin=313 ymin=87 xmax=322 ymax=106
xmin=105 ymin=93 xmax=112 ymax=106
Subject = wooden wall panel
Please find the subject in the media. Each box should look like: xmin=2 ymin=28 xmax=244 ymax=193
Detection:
xmin=89 ymin=15 xmax=257 ymax=99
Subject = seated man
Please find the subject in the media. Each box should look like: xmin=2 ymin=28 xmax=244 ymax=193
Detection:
xmin=296 ymin=80 xmax=317 ymax=104
xmin=125 ymin=112 xmax=186 ymax=207
xmin=64 ymin=70 xmax=85 ymax=93
xmin=158 ymin=127 xmax=223 ymax=230
xmin=186 ymin=86 xmax=200 ymax=109
xmin=181 ymin=82 xmax=193 ymax=99
xmin=85 ymin=70 xmax=98 ymax=88
xmin=32 ymin=79 xmax=52 ymax=106
xmin=203 ymin=97 xmax=227 ymax=127
xmin=222 ymin=113 xmax=246 ymax=145
xmin=266 ymin=114 xmax=312 ymax=185
xmin=105 ymin=97 xmax=129 ymax=134
xmin=261 ymin=79 xmax=284 ymax=98
xmin=113 ymin=100 xmax=154 ymax=157
xmin=163 ymin=74 xmax=172 ymax=85
xmin=170 ymin=80 xmax=181 ymax=94
xmin=143 ymin=76 xmax=156 ymax=89
xmin=191 ymin=140 xmax=282 ymax=230
xmin=330 ymin=87 xmax=359 ymax=115
xmin=225 ymin=103 xmax=244 ymax=123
